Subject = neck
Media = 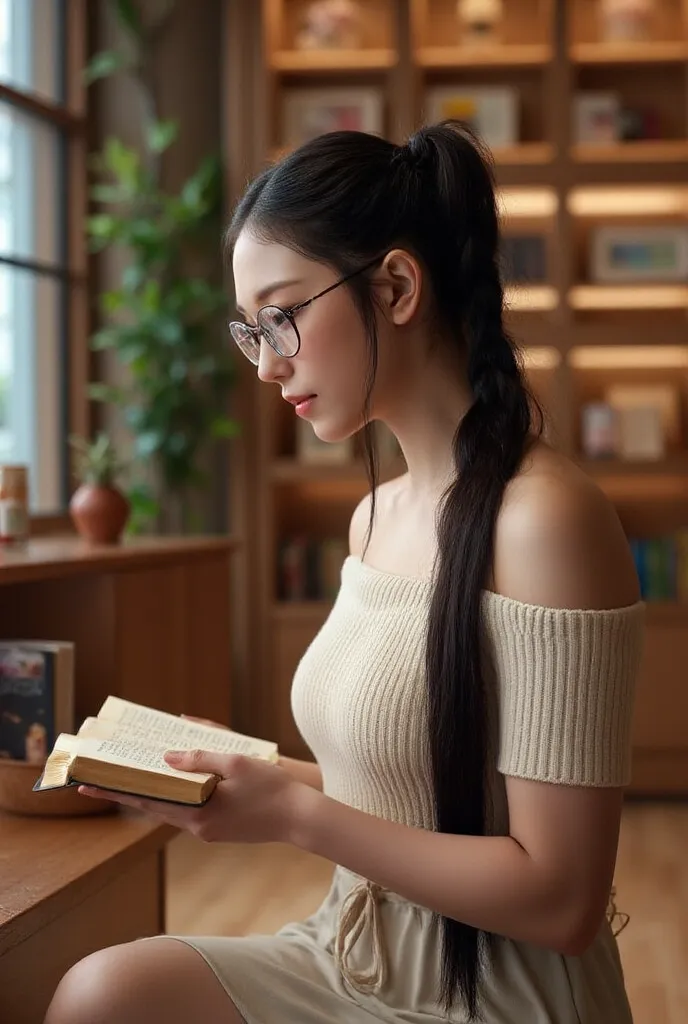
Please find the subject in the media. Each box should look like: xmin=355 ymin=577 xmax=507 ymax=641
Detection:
xmin=377 ymin=339 xmax=473 ymax=497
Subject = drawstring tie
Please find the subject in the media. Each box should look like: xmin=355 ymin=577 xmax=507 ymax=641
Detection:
xmin=335 ymin=879 xmax=387 ymax=994
xmin=606 ymin=886 xmax=630 ymax=938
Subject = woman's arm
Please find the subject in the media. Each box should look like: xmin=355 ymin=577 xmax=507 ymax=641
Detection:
xmin=286 ymin=472 xmax=640 ymax=956
xmin=278 ymin=755 xmax=323 ymax=790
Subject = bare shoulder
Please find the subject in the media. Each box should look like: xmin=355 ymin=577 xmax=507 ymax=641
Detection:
xmin=349 ymin=472 xmax=409 ymax=558
xmin=492 ymin=442 xmax=640 ymax=610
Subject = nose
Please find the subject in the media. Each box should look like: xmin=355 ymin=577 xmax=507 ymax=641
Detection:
xmin=256 ymin=339 xmax=290 ymax=383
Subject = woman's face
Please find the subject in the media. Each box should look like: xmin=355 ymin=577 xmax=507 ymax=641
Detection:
xmin=232 ymin=230 xmax=374 ymax=443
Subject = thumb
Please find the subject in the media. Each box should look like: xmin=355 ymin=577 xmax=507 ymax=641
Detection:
xmin=164 ymin=748 xmax=241 ymax=777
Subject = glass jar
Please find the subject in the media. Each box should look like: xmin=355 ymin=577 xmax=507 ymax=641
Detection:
xmin=0 ymin=465 xmax=29 ymax=543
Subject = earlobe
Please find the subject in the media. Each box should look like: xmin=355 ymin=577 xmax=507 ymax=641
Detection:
xmin=381 ymin=249 xmax=422 ymax=326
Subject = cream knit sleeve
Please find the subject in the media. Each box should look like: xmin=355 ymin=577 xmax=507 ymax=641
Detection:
xmin=482 ymin=592 xmax=646 ymax=787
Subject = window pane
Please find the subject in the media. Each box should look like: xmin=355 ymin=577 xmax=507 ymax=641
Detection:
xmin=0 ymin=264 xmax=63 ymax=513
xmin=0 ymin=0 xmax=61 ymax=105
xmin=0 ymin=101 xmax=61 ymax=265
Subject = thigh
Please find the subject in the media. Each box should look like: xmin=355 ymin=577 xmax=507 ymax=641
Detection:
xmin=44 ymin=937 xmax=243 ymax=1024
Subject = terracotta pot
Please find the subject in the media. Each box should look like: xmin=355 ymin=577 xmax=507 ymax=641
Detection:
xmin=69 ymin=483 xmax=130 ymax=545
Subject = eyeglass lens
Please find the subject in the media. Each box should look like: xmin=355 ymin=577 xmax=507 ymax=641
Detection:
xmin=230 ymin=305 xmax=299 ymax=365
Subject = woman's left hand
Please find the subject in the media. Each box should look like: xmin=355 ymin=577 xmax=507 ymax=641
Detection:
xmin=78 ymin=749 xmax=310 ymax=845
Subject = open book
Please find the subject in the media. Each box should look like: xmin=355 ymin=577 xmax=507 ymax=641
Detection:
xmin=33 ymin=696 xmax=279 ymax=806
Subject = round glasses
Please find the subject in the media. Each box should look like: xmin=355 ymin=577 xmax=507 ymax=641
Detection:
xmin=228 ymin=257 xmax=383 ymax=366
xmin=229 ymin=305 xmax=299 ymax=366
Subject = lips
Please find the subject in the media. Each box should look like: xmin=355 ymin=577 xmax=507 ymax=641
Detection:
xmin=284 ymin=394 xmax=316 ymax=406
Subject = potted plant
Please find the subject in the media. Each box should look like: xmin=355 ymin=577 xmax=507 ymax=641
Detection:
xmin=68 ymin=434 xmax=130 ymax=545
xmin=84 ymin=0 xmax=238 ymax=535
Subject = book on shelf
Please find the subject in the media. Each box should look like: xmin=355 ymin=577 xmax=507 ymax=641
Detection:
xmin=629 ymin=530 xmax=688 ymax=602
xmin=0 ymin=640 xmax=74 ymax=764
xmin=34 ymin=695 xmax=279 ymax=806
xmin=278 ymin=536 xmax=349 ymax=601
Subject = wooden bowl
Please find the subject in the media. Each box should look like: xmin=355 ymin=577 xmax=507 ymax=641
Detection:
xmin=0 ymin=758 xmax=116 ymax=817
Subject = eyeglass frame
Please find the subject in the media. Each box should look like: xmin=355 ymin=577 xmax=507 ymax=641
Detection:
xmin=227 ymin=256 xmax=383 ymax=365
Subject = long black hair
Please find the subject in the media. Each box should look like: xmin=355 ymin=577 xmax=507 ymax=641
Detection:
xmin=227 ymin=121 xmax=539 ymax=1019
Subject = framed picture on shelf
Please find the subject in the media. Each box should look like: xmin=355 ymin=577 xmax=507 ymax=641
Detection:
xmin=573 ymin=92 xmax=620 ymax=144
xmin=424 ymin=86 xmax=518 ymax=148
xmin=282 ymin=87 xmax=384 ymax=147
xmin=295 ymin=418 xmax=354 ymax=464
xmin=590 ymin=226 xmax=688 ymax=282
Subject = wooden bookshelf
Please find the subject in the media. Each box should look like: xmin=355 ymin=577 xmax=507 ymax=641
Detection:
xmin=223 ymin=0 xmax=688 ymax=792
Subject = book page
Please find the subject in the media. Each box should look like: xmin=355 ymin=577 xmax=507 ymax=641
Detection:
xmin=96 ymin=696 xmax=278 ymax=760
xmin=73 ymin=735 xmax=215 ymax=782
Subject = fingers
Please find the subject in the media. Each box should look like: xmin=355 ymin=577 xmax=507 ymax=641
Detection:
xmin=165 ymin=747 xmax=243 ymax=777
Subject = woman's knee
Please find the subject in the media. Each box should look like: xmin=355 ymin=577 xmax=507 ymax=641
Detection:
xmin=44 ymin=937 xmax=239 ymax=1024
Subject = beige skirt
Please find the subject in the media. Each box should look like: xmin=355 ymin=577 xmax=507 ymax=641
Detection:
xmin=164 ymin=866 xmax=634 ymax=1024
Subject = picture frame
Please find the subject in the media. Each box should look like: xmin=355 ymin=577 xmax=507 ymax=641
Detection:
xmin=590 ymin=226 xmax=688 ymax=283
xmin=424 ymin=86 xmax=518 ymax=148
xmin=282 ymin=87 xmax=384 ymax=147
xmin=573 ymin=92 xmax=620 ymax=144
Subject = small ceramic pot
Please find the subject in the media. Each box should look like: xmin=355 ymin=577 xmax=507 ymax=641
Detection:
xmin=69 ymin=483 xmax=130 ymax=545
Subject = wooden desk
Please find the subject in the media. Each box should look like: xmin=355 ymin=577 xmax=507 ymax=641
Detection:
xmin=0 ymin=535 xmax=236 ymax=726
xmin=0 ymin=810 xmax=176 ymax=1024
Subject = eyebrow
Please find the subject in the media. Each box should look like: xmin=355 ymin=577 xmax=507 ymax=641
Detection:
xmin=235 ymin=278 xmax=304 ymax=317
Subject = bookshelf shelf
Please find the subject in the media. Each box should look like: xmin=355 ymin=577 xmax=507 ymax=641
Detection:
xmin=582 ymin=456 xmax=688 ymax=478
xmin=567 ymin=185 xmax=688 ymax=218
xmin=506 ymin=285 xmax=559 ymax=313
xmin=570 ymin=41 xmax=688 ymax=65
xmin=493 ymin=143 xmax=555 ymax=166
xmin=226 ymin=0 xmax=688 ymax=786
xmin=569 ymin=284 xmax=688 ymax=311
xmin=270 ymin=48 xmax=396 ymax=72
xmin=417 ymin=43 xmax=552 ymax=69
xmin=572 ymin=141 xmax=688 ymax=165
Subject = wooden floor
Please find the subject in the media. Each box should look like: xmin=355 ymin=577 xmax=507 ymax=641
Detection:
xmin=166 ymin=800 xmax=688 ymax=1023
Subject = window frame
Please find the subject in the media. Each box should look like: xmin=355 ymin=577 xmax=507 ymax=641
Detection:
xmin=0 ymin=0 xmax=89 ymax=528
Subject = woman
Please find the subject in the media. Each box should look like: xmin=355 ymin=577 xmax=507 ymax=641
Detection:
xmin=46 ymin=122 xmax=644 ymax=1024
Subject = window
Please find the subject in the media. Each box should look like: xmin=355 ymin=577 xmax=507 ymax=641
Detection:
xmin=0 ymin=0 xmax=87 ymax=514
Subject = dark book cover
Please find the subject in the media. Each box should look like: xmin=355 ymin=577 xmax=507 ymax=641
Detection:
xmin=0 ymin=647 xmax=56 ymax=763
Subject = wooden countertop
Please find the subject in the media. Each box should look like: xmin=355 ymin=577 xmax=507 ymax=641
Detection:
xmin=0 ymin=810 xmax=176 ymax=956
xmin=0 ymin=535 xmax=238 ymax=585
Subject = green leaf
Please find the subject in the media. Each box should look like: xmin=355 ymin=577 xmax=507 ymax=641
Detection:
xmin=83 ymin=50 xmax=130 ymax=85
xmin=141 ymin=278 xmax=161 ymax=312
xmin=122 ymin=264 xmax=145 ymax=292
xmin=115 ymin=0 xmax=143 ymax=38
xmin=148 ymin=119 xmax=178 ymax=154
xmin=100 ymin=289 xmax=125 ymax=314
xmin=87 ymin=214 xmax=119 ymax=240
xmin=135 ymin=431 xmax=164 ymax=458
xmin=90 ymin=184 xmax=127 ymax=204
xmin=210 ymin=416 xmax=241 ymax=439
xmin=90 ymin=327 xmax=120 ymax=351
xmin=88 ymin=382 xmax=126 ymax=404
xmin=103 ymin=137 xmax=140 ymax=187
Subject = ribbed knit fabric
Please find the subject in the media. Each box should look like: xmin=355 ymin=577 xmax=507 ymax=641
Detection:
xmin=291 ymin=555 xmax=646 ymax=835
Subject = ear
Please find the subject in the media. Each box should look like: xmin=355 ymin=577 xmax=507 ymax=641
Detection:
xmin=375 ymin=248 xmax=422 ymax=326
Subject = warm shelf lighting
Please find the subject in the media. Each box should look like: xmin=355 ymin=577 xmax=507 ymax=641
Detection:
xmin=522 ymin=347 xmax=560 ymax=370
xmin=568 ymin=186 xmax=688 ymax=217
xmin=569 ymin=346 xmax=688 ymax=370
xmin=499 ymin=187 xmax=558 ymax=219
xmin=570 ymin=284 xmax=688 ymax=310
xmin=506 ymin=285 xmax=559 ymax=311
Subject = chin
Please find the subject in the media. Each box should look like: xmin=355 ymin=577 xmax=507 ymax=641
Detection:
xmin=310 ymin=415 xmax=359 ymax=447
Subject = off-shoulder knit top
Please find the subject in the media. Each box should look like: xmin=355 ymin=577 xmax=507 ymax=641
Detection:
xmin=291 ymin=555 xmax=646 ymax=835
